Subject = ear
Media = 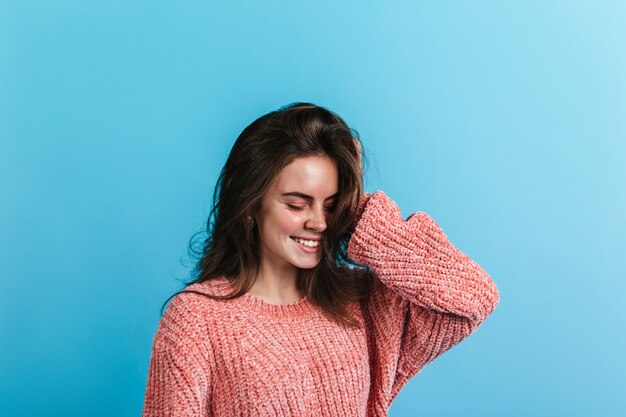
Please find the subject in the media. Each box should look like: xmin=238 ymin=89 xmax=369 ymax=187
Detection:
xmin=246 ymin=211 xmax=258 ymax=224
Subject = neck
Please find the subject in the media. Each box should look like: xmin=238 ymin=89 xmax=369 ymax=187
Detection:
xmin=245 ymin=265 xmax=304 ymax=303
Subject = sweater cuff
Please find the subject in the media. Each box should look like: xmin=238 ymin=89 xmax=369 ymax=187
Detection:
xmin=351 ymin=191 xmax=372 ymax=233
xmin=347 ymin=190 xmax=409 ymax=270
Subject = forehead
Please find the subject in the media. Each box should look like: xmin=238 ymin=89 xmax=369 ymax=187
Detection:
xmin=271 ymin=156 xmax=338 ymax=196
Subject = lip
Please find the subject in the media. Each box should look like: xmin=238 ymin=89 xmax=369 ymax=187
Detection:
xmin=291 ymin=236 xmax=321 ymax=241
xmin=291 ymin=237 xmax=321 ymax=253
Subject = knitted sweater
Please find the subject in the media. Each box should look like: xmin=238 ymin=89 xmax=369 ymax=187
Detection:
xmin=142 ymin=190 xmax=500 ymax=417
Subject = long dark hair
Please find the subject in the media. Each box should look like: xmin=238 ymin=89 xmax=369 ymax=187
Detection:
xmin=162 ymin=102 xmax=373 ymax=328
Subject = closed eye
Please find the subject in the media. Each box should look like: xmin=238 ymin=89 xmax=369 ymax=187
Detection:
xmin=287 ymin=204 xmax=336 ymax=213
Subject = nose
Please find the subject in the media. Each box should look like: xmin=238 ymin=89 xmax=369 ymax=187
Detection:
xmin=305 ymin=205 xmax=328 ymax=232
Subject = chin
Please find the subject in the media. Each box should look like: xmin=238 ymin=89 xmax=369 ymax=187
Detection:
xmin=293 ymin=258 xmax=321 ymax=270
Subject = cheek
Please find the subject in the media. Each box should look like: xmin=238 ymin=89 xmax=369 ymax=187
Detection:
xmin=280 ymin=212 xmax=304 ymax=232
xmin=265 ymin=211 xmax=302 ymax=235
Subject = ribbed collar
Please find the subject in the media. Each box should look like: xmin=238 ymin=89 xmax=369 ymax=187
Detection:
xmin=195 ymin=276 xmax=315 ymax=319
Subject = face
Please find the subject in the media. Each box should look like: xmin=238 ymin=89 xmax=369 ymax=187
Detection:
xmin=254 ymin=155 xmax=339 ymax=275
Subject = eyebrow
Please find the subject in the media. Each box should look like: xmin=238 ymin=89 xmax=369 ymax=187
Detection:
xmin=281 ymin=191 xmax=338 ymax=201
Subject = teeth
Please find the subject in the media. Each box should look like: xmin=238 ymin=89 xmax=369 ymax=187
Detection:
xmin=293 ymin=238 xmax=320 ymax=247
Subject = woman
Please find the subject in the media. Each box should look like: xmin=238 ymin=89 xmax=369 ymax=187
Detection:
xmin=141 ymin=102 xmax=500 ymax=416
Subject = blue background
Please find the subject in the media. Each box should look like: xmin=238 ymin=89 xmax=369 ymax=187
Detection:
xmin=1 ymin=1 xmax=625 ymax=416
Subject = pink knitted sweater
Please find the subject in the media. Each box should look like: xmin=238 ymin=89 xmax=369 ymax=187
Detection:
xmin=142 ymin=190 xmax=500 ymax=416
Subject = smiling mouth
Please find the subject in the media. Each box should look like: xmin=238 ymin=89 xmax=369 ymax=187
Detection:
xmin=290 ymin=237 xmax=321 ymax=251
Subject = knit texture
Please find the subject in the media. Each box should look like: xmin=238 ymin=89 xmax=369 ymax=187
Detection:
xmin=141 ymin=190 xmax=500 ymax=416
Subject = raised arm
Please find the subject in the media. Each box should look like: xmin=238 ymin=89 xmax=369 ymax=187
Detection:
xmin=348 ymin=191 xmax=500 ymax=409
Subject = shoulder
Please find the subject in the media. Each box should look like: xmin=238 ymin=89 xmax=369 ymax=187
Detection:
xmin=155 ymin=278 xmax=230 ymax=348
xmin=174 ymin=278 xmax=231 ymax=312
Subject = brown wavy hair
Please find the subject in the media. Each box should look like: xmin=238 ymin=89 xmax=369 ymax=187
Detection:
xmin=161 ymin=102 xmax=373 ymax=328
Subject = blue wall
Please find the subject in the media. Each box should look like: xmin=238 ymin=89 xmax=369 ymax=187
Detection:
xmin=1 ymin=1 xmax=625 ymax=416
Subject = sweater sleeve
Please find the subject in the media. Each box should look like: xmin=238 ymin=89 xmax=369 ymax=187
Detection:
xmin=347 ymin=190 xmax=500 ymax=408
xmin=142 ymin=293 xmax=213 ymax=417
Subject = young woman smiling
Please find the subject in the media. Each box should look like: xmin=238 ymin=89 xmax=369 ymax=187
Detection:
xmin=141 ymin=102 xmax=500 ymax=417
